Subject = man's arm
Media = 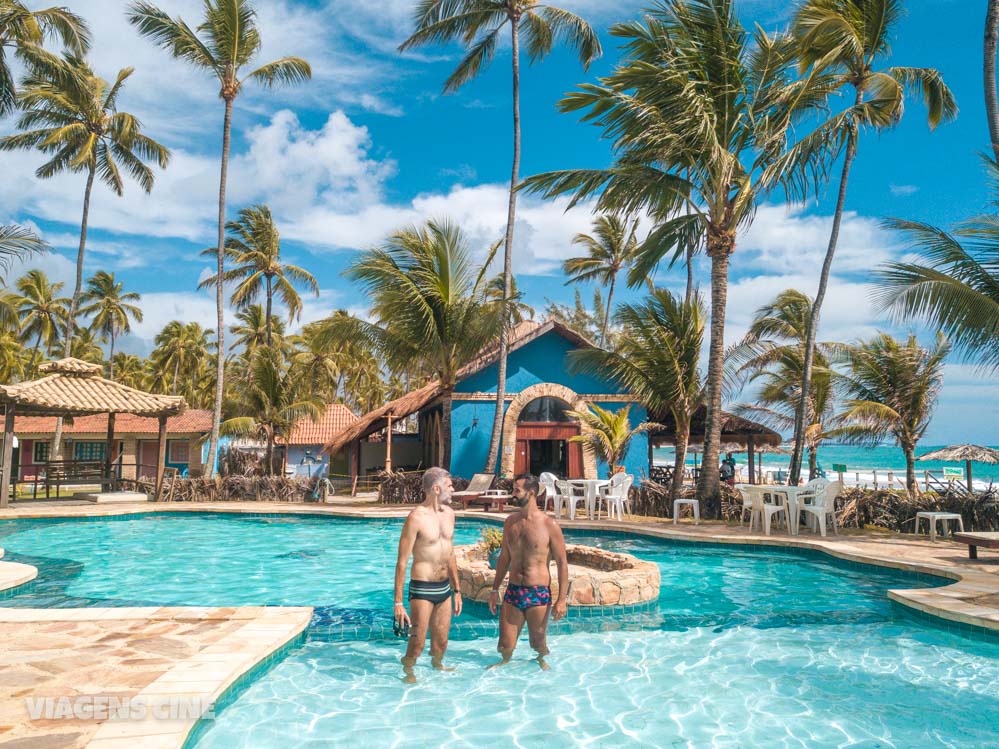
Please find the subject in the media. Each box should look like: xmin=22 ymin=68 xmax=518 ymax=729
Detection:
xmin=394 ymin=512 xmax=419 ymax=627
xmin=488 ymin=519 xmax=513 ymax=616
xmin=448 ymin=528 xmax=463 ymax=616
xmin=548 ymin=519 xmax=569 ymax=621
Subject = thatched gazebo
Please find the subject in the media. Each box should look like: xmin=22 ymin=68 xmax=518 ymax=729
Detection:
xmin=649 ymin=406 xmax=782 ymax=484
xmin=917 ymin=444 xmax=999 ymax=492
xmin=0 ymin=358 xmax=186 ymax=507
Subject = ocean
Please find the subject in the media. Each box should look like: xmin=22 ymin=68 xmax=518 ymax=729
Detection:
xmin=652 ymin=443 xmax=999 ymax=490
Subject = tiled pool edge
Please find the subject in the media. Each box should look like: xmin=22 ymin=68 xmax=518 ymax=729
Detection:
xmin=0 ymin=545 xmax=37 ymax=595
xmin=80 ymin=606 xmax=313 ymax=749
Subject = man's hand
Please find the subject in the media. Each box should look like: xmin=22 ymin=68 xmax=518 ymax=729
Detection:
xmin=488 ymin=589 xmax=500 ymax=616
xmin=552 ymin=597 xmax=567 ymax=621
xmin=394 ymin=603 xmax=411 ymax=628
xmin=453 ymin=591 xmax=463 ymax=616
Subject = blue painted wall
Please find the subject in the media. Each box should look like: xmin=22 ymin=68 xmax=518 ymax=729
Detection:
xmin=447 ymin=330 xmax=647 ymax=481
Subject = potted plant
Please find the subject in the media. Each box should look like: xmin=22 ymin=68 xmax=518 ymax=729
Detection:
xmin=480 ymin=527 xmax=503 ymax=569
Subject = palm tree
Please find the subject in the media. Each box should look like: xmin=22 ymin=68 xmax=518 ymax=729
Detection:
xmin=401 ymin=0 xmax=601 ymax=476
xmin=522 ymin=0 xmax=836 ymax=511
xmin=0 ymin=0 xmax=89 ymax=115
xmin=563 ymin=214 xmax=640 ymax=347
xmin=70 ymin=327 xmax=104 ymax=364
xmin=200 ymin=204 xmax=318 ymax=347
xmin=0 ymin=223 xmax=48 ymax=274
xmin=230 ymin=303 xmax=286 ymax=355
xmin=874 ymin=199 xmax=999 ymax=373
xmin=343 ymin=218 xmax=502 ymax=469
xmin=129 ymin=0 xmax=311 ymax=477
xmin=567 ymin=403 xmax=657 ymax=476
xmin=110 ymin=352 xmax=144 ymax=387
xmin=15 ymin=269 xmax=67 ymax=375
xmin=485 ymin=273 xmax=534 ymax=325
xmin=831 ymin=333 xmax=950 ymax=496
xmin=151 ymin=320 xmax=212 ymax=397
xmin=0 ymin=52 xmax=169 ymax=358
xmin=78 ymin=271 xmax=142 ymax=378
xmin=567 ymin=289 xmax=703 ymax=500
xmin=0 ymin=328 xmax=23 ymax=381
xmin=728 ymin=290 xmax=839 ymax=480
xmin=987 ymin=0 xmax=999 ymax=162
xmin=785 ymin=0 xmax=957 ymax=485
xmin=221 ymin=347 xmax=323 ymax=475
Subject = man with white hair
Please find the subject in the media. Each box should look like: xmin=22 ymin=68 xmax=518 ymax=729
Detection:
xmin=393 ymin=466 xmax=462 ymax=682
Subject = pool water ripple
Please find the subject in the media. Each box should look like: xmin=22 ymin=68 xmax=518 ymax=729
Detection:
xmin=0 ymin=512 xmax=997 ymax=747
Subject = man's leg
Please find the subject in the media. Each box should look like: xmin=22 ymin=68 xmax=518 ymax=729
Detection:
xmin=428 ymin=598 xmax=453 ymax=671
xmin=525 ymin=604 xmax=552 ymax=670
xmin=490 ymin=603 xmax=525 ymax=668
xmin=401 ymin=598 xmax=433 ymax=683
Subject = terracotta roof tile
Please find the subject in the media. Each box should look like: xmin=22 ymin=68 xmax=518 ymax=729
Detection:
xmin=14 ymin=410 xmax=213 ymax=436
xmin=283 ymin=404 xmax=358 ymax=446
xmin=0 ymin=358 xmax=185 ymax=417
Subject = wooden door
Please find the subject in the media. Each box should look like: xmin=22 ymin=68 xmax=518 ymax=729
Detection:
xmin=515 ymin=440 xmax=529 ymax=475
xmin=138 ymin=441 xmax=159 ymax=479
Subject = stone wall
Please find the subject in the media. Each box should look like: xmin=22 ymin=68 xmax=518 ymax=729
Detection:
xmin=454 ymin=543 xmax=660 ymax=607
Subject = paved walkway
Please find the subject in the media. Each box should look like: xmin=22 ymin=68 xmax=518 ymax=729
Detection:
xmin=0 ymin=500 xmax=997 ymax=749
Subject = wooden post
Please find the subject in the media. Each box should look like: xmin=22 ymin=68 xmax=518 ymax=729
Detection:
xmin=104 ymin=412 xmax=116 ymax=491
xmin=1 ymin=404 xmax=15 ymax=508
xmin=747 ymin=435 xmax=755 ymax=485
xmin=385 ymin=412 xmax=393 ymax=472
xmin=154 ymin=414 xmax=168 ymax=501
xmin=647 ymin=437 xmax=654 ymax=478
xmin=351 ymin=440 xmax=361 ymax=497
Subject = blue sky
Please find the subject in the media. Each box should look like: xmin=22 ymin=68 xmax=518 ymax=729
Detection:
xmin=1 ymin=0 xmax=996 ymax=443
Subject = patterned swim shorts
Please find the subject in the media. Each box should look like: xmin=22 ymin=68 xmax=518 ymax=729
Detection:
xmin=502 ymin=583 xmax=552 ymax=611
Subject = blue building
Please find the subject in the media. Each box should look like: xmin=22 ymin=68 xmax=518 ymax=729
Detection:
xmin=325 ymin=320 xmax=650 ymax=481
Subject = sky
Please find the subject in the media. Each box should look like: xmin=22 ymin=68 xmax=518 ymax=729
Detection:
xmin=1 ymin=0 xmax=997 ymax=444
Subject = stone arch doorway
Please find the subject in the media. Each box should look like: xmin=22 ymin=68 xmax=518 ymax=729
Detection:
xmin=500 ymin=383 xmax=597 ymax=479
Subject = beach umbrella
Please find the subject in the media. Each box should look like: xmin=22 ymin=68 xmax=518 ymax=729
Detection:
xmin=916 ymin=444 xmax=999 ymax=492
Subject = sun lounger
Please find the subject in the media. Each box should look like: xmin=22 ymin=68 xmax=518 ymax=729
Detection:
xmin=952 ymin=532 xmax=999 ymax=559
xmin=452 ymin=473 xmax=497 ymax=510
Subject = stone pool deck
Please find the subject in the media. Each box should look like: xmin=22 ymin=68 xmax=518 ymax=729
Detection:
xmin=1 ymin=500 xmax=998 ymax=748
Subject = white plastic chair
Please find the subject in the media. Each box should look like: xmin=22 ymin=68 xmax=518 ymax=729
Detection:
xmin=555 ymin=480 xmax=586 ymax=520
xmin=598 ymin=473 xmax=633 ymax=521
xmin=748 ymin=488 xmax=787 ymax=536
xmin=798 ymin=480 xmax=842 ymax=537
xmin=793 ymin=478 xmax=831 ymax=531
xmin=539 ymin=472 xmax=559 ymax=514
xmin=736 ymin=485 xmax=753 ymax=525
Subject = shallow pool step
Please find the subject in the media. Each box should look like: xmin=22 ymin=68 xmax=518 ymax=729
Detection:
xmin=73 ymin=490 xmax=150 ymax=503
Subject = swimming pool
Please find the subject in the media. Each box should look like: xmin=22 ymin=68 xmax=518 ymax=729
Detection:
xmin=2 ymin=512 xmax=997 ymax=747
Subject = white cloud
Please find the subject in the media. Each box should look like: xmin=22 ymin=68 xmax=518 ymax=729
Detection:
xmin=890 ymin=184 xmax=919 ymax=197
xmin=736 ymin=204 xmax=896 ymax=275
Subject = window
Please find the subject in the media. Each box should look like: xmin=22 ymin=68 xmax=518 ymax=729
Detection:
xmin=517 ymin=397 xmax=575 ymax=423
xmin=33 ymin=441 xmax=50 ymax=464
xmin=73 ymin=441 xmax=105 ymax=462
xmin=168 ymin=440 xmax=190 ymax=464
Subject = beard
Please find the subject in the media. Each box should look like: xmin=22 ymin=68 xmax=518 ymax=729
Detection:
xmin=511 ymin=494 xmax=531 ymax=508
xmin=439 ymin=491 xmax=452 ymax=505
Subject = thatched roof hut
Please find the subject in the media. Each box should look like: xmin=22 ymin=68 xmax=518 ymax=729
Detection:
xmin=917 ymin=444 xmax=999 ymax=491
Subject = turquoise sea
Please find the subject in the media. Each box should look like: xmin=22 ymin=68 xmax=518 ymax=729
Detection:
xmin=654 ymin=443 xmax=999 ymax=487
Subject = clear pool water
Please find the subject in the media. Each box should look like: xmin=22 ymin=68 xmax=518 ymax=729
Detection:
xmin=1 ymin=513 xmax=997 ymax=748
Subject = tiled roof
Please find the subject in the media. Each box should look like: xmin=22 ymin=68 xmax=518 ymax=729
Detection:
xmin=282 ymin=404 xmax=358 ymax=445
xmin=0 ymin=358 xmax=185 ymax=417
xmin=14 ymin=410 xmax=214 ymax=436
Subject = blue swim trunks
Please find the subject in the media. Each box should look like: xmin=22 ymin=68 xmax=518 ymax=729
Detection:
xmin=503 ymin=583 xmax=552 ymax=611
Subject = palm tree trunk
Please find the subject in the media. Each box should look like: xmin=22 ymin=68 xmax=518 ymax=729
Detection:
xmin=601 ymin=273 xmax=616 ymax=348
xmin=670 ymin=421 xmax=688 ymax=503
xmin=441 ymin=393 xmax=453 ymax=471
xmin=172 ymin=356 xmax=180 ymax=396
xmin=28 ymin=331 xmax=43 ymax=377
xmin=696 ymin=241 xmax=732 ymax=515
xmin=108 ymin=330 xmax=115 ymax=379
xmin=53 ymin=163 xmax=96 ymax=461
xmin=903 ymin=443 xmax=917 ymax=496
xmin=685 ymin=247 xmax=694 ymax=305
xmin=265 ymin=275 xmax=273 ymax=348
xmin=206 ymin=97 xmax=234 ymax=480
xmin=790 ymin=104 xmax=861 ymax=486
xmin=266 ymin=427 xmax=275 ymax=477
xmin=483 ymin=19 xmax=521 ymax=476
xmin=808 ymin=445 xmax=817 ymax=481
xmin=987 ymin=0 xmax=999 ymax=162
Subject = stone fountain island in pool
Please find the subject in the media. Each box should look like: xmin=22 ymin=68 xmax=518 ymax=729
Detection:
xmin=455 ymin=543 xmax=660 ymax=607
